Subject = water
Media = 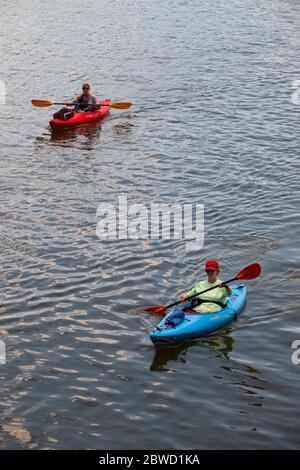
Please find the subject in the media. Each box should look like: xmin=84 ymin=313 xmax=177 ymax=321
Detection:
xmin=0 ymin=0 xmax=300 ymax=449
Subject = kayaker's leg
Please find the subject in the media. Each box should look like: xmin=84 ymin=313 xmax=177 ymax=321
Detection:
xmin=193 ymin=305 xmax=222 ymax=313
xmin=53 ymin=107 xmax=66 ymax=119
xmin=64 ymin=110 xmax=74 ymax=120
xmin=53 ymin=107 xmax=74 ymax=120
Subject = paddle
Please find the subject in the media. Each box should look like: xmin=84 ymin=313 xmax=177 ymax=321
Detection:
xmin=31 ymin=99 xmax=132 ymax=109
xmin=144 ymin=263 xmax=261 ymax=314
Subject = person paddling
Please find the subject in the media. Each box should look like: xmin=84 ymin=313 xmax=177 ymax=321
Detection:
xmin=53 ymin=83 xmax=100 ymax=120
xmin=180 ymin=260 xmax=232 ymax=313
xmin=72 ymin=82 xmax=100 ymax=112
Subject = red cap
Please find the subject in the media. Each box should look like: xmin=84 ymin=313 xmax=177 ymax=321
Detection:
xmin=205 ymin=260 xmax=219 ymax=271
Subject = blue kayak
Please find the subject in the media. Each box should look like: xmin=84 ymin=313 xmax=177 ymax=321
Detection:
xmin=150 ymin=284 xmax=247 ymax=348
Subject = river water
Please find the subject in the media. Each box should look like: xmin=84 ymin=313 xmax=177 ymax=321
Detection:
xmin=0 ymin=0 xmax=299 ymax=449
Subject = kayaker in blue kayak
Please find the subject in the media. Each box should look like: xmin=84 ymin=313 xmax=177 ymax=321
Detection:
xmin=53 ymin=83 xmax=100 ymax=120
xmin=180 ymin=260 xmax=232 ymax=313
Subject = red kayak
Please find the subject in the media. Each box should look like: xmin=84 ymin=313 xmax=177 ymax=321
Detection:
xmin=49 ymin=99 xmax=111 ymax=129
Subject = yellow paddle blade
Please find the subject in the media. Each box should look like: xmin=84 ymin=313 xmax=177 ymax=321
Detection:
xmin=31 ymin=99 xmax=54 ymax=107
xmin=109 ymin=101 xmax=132 ymax=109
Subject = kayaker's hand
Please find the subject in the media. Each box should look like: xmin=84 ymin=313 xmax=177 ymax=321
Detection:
xmin=219 ymin=282 xmax=231 ymax=292
xmin=180 ymin=293 xmax=188 ymax=301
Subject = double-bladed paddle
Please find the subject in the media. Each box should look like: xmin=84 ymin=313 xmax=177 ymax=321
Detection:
xmin=144 ymin=263 xmax=261 ymax=314
xmin=31 ymin=99 xmax=132 ymax=109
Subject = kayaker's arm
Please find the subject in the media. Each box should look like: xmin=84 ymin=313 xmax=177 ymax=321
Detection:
xmin=219 ymin=282 xmax=232 ymax=295
xmin=180 ymin=284 xmax=198 ymax=301
xmin=92 ymin=96 xmax=101 ymax=109
xmin=62 ymin=97 xmax=79 ymax=107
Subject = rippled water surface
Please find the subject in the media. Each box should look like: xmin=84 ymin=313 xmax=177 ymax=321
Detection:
xmin=0 ymin=0 xmax=300 ymax=449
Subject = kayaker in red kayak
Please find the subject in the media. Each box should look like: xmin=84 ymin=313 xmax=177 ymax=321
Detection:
xmin=72 ymin=82 xmax=100 ymax=112
xmin=180 ymin=260 xmax=232 ymax=313
xmin=53 ymin=83 xmax=100 ymax=120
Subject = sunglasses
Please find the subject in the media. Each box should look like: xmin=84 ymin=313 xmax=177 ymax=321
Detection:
xmin=82 ymin=87 xmax=90 ymax=90
xmin=205 ymin=269 xmax=215 ymax=273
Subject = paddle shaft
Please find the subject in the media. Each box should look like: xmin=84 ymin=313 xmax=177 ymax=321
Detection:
xmin=164 ymin=276 xmax=236 ymax=311
xmin=52 ymin=102 xmax=110 ymax=106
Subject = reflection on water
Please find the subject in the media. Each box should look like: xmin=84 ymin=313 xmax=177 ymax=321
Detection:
xmin=150 ymin=342 xmax=189 ymax=372
xmin=202 ymin=335 xmax=234 ymax=359
xmin=219 ymin=361 xmax=266 ymax=409
xmin=150 ymin=333 xmax=265 ymax=409
xmin=50 ymin=124 xmax=102 ymax=146
xmin=34 ymin=124 xmax=103 ymax=151
xmin=112 ymin=122 xmax=134 ymax=135
xmin=150 ymin=334 xmax=235 ymax=371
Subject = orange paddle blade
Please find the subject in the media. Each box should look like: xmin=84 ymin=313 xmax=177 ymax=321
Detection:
xmin=235 ymin=263 xmax=261 ymax=280
xmin=144 ymin=305 xmax=167 ymax=314
xmin=31 ymin=99 xmax=54 ymax=107
xmin=109 ymin=101 xmax=132 ymax=109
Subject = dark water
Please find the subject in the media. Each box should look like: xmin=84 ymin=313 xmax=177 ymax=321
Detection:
xmin=0 ymin=0 xmax=300 ymax=449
